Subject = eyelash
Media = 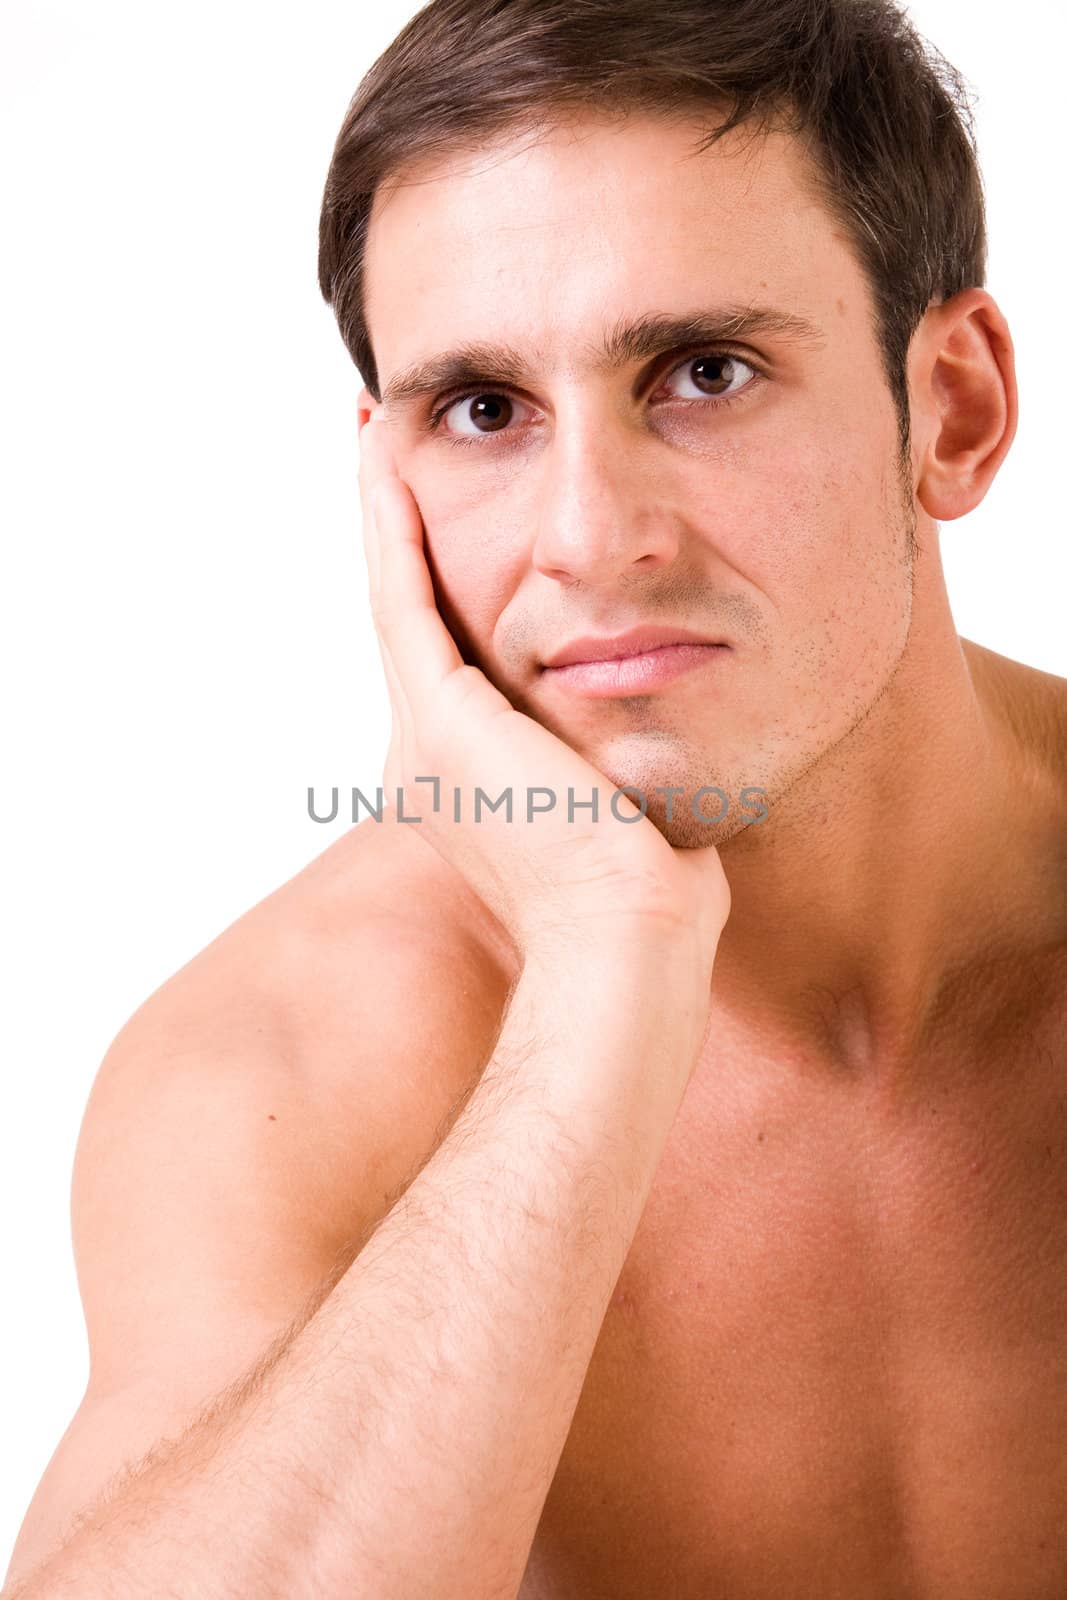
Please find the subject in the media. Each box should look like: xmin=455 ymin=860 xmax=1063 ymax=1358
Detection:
xmin=424 ymin=346 xmax=765 ymax=447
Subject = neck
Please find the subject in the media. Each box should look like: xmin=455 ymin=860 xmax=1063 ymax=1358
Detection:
xmin=712 ymin=552 xmax=1057 ymax=1081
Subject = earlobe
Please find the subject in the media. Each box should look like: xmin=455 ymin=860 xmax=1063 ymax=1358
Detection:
xmin=913 ymin=288 xmax=1018 ymax=523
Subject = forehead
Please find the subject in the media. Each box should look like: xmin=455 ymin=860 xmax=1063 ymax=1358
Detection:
xmin=363 ymin=111 xmax=862 ymax=385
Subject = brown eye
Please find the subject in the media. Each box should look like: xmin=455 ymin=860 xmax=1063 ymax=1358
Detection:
xmin=663 ymin=352 xmax=757 ymax=402
xmin=468 ymin=395 xmax=511 ymax=430
xmin=691 ymin=356 xmax=735 ymax=394
xmin=439 ymin=392 xmax=524 ymax=437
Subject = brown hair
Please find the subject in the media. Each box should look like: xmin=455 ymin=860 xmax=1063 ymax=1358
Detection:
xmin=317 ymin=0 xmax=986 ymax=459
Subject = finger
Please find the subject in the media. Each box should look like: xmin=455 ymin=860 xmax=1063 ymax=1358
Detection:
xmin=356 ymin=409 xmax=401 ymax=534
xmin=359 ymin=469 xmax=416 ymax=777
xmin=357 ymin=410 xmax=404 ymax=600
xmin=357 ymin=418 xmax=390 ymax=604
xmin=353 ymin=422 xmax=413 ymax=764
xmin=376 ymin=614 xmax=415 ymax=784
xmin=365 ymin=459 xmax=466 ymax=721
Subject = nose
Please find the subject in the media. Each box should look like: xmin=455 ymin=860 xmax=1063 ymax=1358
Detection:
xmin=529 ymin=408 xmax=683 ymax=588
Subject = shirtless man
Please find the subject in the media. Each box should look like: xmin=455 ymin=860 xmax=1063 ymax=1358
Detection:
xmin=5 ymin=0 xmax=1066 ymax=1595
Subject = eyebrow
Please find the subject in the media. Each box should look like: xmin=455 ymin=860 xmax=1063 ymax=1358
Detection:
xmin=380 ymin=305 xmax=827 ymax=412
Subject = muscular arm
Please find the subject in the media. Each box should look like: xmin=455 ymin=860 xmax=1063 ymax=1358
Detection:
xmin=4 ymin=926 xmax=711 ymax=1600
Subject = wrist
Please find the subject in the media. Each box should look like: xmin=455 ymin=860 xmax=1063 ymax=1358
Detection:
xmin=520 ymin=910 xmax=714 ymax=1000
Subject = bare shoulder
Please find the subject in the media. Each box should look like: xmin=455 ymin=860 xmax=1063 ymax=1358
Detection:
xmin=131 ymin=804 xmax=520 ymax=1036
xmin=959 ymin=637 xmax=1067 ymax=1001
xmin=83 ymin=813 xmax=524 ymax=1338
xmin=5 ymin=823 xmax=523 ymax=1590
xmin=962 ymin=636 xmax=1067 ymax=792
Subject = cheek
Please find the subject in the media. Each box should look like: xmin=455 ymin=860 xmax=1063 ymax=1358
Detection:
xmin=421 ymin=500 xmax=520 ymax=648
xmin=413 ymin=454 xmax=521 ymax=560
xmin=688 ymin=434 xmax=912 ymax=713
xmin=692 ymin=433 xmax=900 ymax=607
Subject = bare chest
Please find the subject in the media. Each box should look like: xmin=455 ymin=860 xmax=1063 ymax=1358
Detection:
xmin=522 ymin=991 xmax=1067 ymax=1600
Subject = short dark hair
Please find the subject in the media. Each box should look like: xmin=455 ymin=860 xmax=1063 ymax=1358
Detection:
xmin=317 ymin=0 xmax=987 ymax=460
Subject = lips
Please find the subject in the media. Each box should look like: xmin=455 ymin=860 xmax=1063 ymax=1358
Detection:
xmin=541 ymin=640 xmax=729 ymax=698
xmin=542 ymin=624 xmax=727 ymax=669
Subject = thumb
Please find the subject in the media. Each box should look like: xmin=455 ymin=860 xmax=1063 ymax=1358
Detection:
xmin=671 ymin=843 xmax=732 ymax=931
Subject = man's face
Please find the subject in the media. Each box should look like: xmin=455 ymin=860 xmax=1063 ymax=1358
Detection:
xmin=362 ymin=111 xmax=917 ymax=847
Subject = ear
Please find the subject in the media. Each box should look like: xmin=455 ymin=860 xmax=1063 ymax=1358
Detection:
xmin=908 ymin=288 xmax=1018 ymax=522
xmin=356 ymin=384 xmax=383 ymax=434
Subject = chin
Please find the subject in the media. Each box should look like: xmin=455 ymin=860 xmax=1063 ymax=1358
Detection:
xmin=647 ymin=797 xmax=767 ymax=851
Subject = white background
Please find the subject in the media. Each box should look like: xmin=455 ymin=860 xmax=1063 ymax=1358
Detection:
xmin=2 ymin=0 xmax=1064 ymax=1570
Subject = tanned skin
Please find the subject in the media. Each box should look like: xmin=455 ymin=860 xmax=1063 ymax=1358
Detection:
xmin=5 ymin=109 xmax=1066 ymax=1600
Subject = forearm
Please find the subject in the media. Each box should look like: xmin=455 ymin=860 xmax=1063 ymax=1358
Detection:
xmin=10 ymin=934 xmax=711 ymax=1600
